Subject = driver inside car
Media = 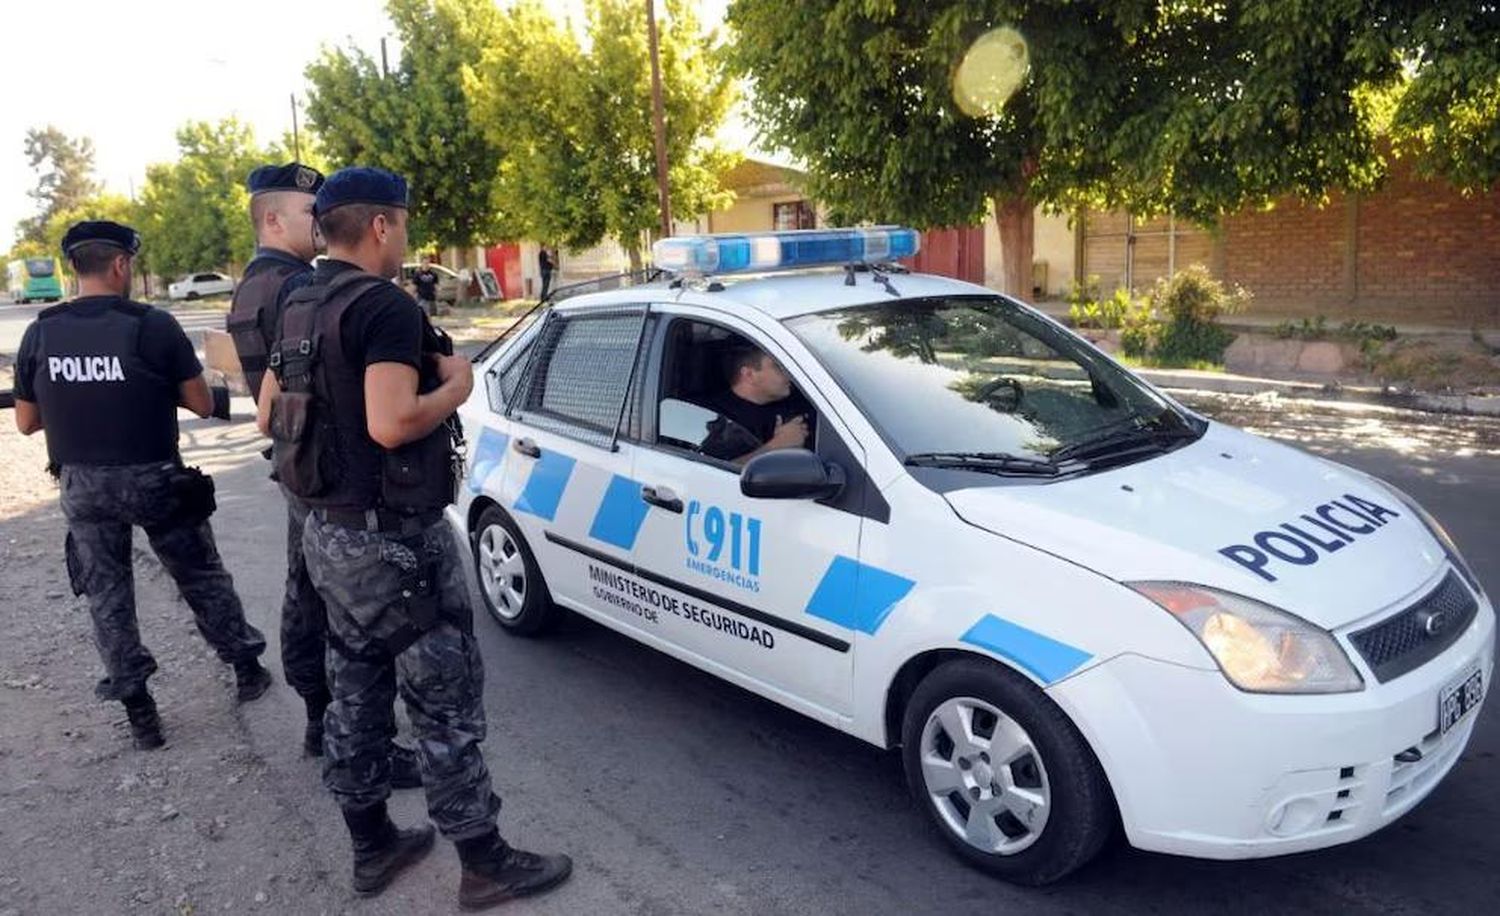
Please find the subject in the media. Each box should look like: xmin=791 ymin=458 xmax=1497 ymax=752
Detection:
xmin=699 ymin=343 xmax=816 ymax=465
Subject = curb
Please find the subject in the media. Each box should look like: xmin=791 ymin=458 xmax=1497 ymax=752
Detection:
xmin=1135 ymin=368 xmax=1500 ymax=418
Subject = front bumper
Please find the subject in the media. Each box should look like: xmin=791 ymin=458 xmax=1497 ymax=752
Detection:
xmin=1048 ymin=591 xmax=1495 ymax=859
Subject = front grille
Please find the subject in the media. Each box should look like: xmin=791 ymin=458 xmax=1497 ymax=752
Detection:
xmin=1349 ymin=571 xmax=1478 ymax=683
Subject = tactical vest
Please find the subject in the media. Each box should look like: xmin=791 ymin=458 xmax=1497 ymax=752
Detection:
xmin=268 ymin=269 xmax=460 ymax=514
xmin=227 ymin=258 xmax=307 ymax=404
xmin=30 ymin=299 xmax=180 ymax=467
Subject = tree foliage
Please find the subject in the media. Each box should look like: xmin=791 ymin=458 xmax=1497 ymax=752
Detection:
xmin=304 ymin=0 xmax=506 ymax=250
xmin=725 ymin=0 xmax=1495 ymax=293
xmin=134 ymin=119 xmax=263 ymax=279
xmin=15 ymin=126 xmax=101 ymax=245
xmin=467 ymin=0 xmax=737 ymax=263
xmin=1387 ymin=2 xmax=1500 ymax=192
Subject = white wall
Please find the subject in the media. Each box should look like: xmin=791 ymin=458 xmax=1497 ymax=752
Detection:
xmin=982 ymin=207 xmax=1077 ymax=298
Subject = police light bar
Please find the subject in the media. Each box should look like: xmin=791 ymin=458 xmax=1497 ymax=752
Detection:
xmin=651 ymin=227 xmax=921 ymax=275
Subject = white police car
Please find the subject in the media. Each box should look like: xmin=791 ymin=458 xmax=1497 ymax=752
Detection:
xmin=449 ymin=227 xmax=1494 ymax=884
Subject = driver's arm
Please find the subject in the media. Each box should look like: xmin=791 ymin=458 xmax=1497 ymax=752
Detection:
xmin=730 ymin=413 xmax=810 ymax=465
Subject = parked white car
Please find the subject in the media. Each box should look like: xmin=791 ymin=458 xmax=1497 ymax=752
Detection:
xmin=454 ymin=227 xmax=1492 ymax=885
xmin=168 ymin=272 xmax=235 ymax=301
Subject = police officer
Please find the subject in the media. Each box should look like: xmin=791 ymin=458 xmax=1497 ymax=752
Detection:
xmin=12 ymin=220 xmax=273 ymax=750
xmin=255 ymin=169 xmax=572 ymax=906
xmin=228 ymin=163 xmax=421 ymax=788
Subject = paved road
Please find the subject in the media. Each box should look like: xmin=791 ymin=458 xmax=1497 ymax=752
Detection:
xmin=7 ymin=318 xmax=1497 ymax=911
xmin=140 ymin=389 xmax=1500 ymax=914
xmin=435 ymin=393 xmax=1498 ymax=915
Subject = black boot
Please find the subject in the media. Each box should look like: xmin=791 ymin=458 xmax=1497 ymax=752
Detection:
xmin=389 ymin=742 xmax=423 ymax=790
xmin=233 ymin=659 xmax=273 ymax=703
xmin=302 ymin=691 xmax=329 ymax=757
xmin=457 ymin=831 xmax=572 ymax=911
xmin=122 ymin=691 xmax=164 ymax=751
xmin=342 ymin=803 xmax=436 ymax=897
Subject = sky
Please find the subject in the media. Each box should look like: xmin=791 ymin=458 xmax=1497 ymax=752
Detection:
xmin=2 ymin=0 xmax=745 ymax=246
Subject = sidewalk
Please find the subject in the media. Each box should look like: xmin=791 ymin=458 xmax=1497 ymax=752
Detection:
xmin=1026 ymin=300 xmax=1500 ymax=417
xmin=1131 ymin=364 xmax=1500 ymax=418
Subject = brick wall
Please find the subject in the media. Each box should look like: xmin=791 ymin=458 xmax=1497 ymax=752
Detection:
xmin=1083 ymin=160 xmax=1500 ymax=327
xmin=1353 ymin=166 xmax=1499 ymax=324
xmin=1222 ymin=193 xmax=1348 ymax=309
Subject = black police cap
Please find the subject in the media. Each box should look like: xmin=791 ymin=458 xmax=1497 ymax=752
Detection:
xmin=247 ymin=162 xmax=325 ymax=196
xmin=314 ymin=167 xmax=409 ymax=215
xmin=61 ymin=220 xmax=142 ymax=257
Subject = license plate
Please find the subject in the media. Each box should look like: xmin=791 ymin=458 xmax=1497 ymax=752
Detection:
xmin=1439 ymin=668 xmax=1484 ymax=736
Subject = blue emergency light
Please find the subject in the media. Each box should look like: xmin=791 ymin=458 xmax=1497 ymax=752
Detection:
xmin=652 ymin=227 xmax=921 ymax=275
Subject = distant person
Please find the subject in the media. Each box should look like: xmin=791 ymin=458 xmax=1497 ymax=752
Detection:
xmin=412 ymin=256 xmax=440 ymax=317
xmin=12 ymin=220 xmax=272 ymax=751
xmin=537 ymin=245 xmax=555 ymax=301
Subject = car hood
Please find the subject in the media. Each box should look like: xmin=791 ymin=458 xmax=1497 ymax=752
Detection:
xmin=942 ymin=423 xmax=1446 ymax=630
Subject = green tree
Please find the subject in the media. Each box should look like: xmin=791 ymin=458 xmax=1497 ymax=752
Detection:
xmin=303 ymin=0 xmax=506 ymax=250
xmin=726 ymin=1 xmax=1415 ymax=296
xmin=41 ymin=193 xmax=138 ymax=260
xmin=468 ymin=0 xmax=737 ymax=266
xmin=135 ymin=119 xmax=263 ymax=280
xmin=1387 ymin=2 xmax=1500 ymax=191
xmin=266 ymin=123 xmax=335 ymax=177
xmin=15 ymin=126 xmax=101 ymax=245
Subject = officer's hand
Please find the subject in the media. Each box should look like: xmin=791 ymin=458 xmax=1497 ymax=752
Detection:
xmin=434 ymin=354 xmax=474 ymax=398
xmin=767 ymin=414 xmax=809 ymax=449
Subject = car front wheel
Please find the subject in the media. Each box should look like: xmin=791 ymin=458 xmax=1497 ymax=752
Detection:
xmin=901 ymin=657 xmax=1114 ymax=885
xmin=471 ymin=504 xmax=559 ymax=635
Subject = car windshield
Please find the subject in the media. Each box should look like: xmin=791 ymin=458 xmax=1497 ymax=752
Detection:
xmin=786 ymin=295 xmax=1197 ymax=467
xmin=24 ymin=259 xmax=54 ymax=277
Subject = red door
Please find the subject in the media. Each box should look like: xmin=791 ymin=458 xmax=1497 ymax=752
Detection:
xmin=485 ymin=244 xmax=524 ymax=300
xmin=910 ymin=226 xmax=985 ymax=284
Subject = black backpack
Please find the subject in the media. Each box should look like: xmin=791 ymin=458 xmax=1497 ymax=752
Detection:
xmin=266 ymin=270 xmax=386 ymax=499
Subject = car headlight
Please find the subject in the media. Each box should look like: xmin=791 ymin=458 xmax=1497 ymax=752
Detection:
xmin=1364 ymin=477 xmax=1487 ymax=601
xmin=1128 ymin=582 xmax=1364 ymax=694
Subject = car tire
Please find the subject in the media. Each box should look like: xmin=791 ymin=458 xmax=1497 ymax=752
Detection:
xmin=900 ymin=657 xmax=1114 ymax=886
xmin=471 ymin=504 xmax=559 ymax=636
xmin=185 ymin=291 xmax=200 ymax=301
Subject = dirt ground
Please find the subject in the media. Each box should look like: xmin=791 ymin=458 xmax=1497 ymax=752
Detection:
xmin=0 ymin=409 xmax=448 ymax=915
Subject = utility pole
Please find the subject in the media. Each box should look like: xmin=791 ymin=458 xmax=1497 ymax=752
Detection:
xmin=290 ymin=93 xmax=302 ymax=160
xmin=380 ymin=37 xmax=390 ymax=78
xmin=646 ymin=0 xmax=672 ymax=240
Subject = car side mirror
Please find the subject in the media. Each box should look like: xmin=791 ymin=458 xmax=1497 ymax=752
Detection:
xmin=740 ymin=449 xmax=846 ymax=500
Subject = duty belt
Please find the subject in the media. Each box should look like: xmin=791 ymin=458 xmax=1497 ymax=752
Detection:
xmin=315 ymin=506 xmax=443 ymax=537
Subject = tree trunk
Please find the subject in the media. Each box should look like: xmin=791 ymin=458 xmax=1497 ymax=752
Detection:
xmin=625 ymin=242 xmax=643 ymax=273
xmin=992 ymin=195 xmax=1034 ymax=299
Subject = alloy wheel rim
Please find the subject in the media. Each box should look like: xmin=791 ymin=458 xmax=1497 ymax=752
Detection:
xmin=477 ymin=525 xmax=527 ymax=619
xmin=919 ymin=695 xmax=1052 ymax=855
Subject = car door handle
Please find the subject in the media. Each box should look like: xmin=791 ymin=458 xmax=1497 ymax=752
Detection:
xmin=513 ymin=437 xmax=541 ymax=458
xmin=640 ymin=485 xmax=684 ymax=514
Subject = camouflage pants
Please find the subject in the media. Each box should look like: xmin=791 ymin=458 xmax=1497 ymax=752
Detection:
xmin=59 ymin=462 xmax=267 ymax=701
xmin=279 ymin=488 xmax=329 ymax=701
xmin=303 ymin=514 xmax=501 ymax=840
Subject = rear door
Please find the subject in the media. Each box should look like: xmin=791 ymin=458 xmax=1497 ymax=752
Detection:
xmin=492 ymin=306 xmax=652 ymax=613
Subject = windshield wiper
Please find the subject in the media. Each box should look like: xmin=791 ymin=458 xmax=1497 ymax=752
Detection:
xmin=1050 ymin=418 xmax=1201 ymax=463
xmin=904 ymin=451 xmax=1063 ymax=477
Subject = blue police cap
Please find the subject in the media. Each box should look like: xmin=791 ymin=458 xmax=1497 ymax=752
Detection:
xmin=247 ymin=162 xmax=325 ymax=196
xmin=314 ymin=167 xmax=409 ymax=215
xmin=61 ymin=220 xmax=142 ymax=257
